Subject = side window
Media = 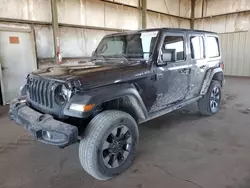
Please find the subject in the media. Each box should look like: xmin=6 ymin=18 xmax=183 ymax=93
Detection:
xmin=190 ymin=36 xmax=204 ymax=59
xmin=207 ymin=37 xmax=220 ymax=58
xmin=162 ymin=36 xmax=185 ymax=62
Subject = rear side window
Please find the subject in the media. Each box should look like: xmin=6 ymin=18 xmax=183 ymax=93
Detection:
xmin=207 ymin=37 xmax=220 ymax=58
xmin=190 ymin=36 xmax=204 ymax=59
xmin=163 ymin=36 xmax=185 ymax=62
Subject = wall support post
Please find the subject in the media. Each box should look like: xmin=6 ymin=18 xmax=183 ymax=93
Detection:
xmin=191 ymin=0 xmax=196 ymax=29
xmin=51 ymin=0 xmax=61 ymax=64
xmin=141 ymin=0 xmax=147 ymax=29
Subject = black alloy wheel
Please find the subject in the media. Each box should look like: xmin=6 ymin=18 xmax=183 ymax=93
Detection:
xmin=210 ymin=86 xmax=221 ymax=113
xmin=102 ymin=125 xmax=132 ymax=168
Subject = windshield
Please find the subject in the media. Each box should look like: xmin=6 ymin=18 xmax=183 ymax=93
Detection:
xmin=93 ymin=31 xmax=159 ymax=61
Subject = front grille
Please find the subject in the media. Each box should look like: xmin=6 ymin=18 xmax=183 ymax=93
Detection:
xmin=27 ymin=76 xmax=54 ymax=109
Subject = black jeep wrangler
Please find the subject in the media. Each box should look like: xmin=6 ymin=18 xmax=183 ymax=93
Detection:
xmin=10 ymin=28 xmax=224 ymax=180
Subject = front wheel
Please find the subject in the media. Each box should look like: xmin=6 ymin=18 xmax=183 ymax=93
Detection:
xmin=198 ymin=80 xmax=222 ymax=116
xmin=79 ymin=110 xmax=139 ymax=180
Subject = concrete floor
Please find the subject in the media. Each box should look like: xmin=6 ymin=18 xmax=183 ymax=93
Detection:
xmin=0 ymin=77 xmax=250 ymax=188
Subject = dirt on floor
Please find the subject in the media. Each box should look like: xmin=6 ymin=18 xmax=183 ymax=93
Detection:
xmin=0 ymin=77 xmax=250 ymax=188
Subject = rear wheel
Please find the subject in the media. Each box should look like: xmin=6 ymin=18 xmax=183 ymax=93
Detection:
xmin=79 ymin=110 xmax=139 ymax=180
xmin=198 ymin=80 xmax=222 ymax=116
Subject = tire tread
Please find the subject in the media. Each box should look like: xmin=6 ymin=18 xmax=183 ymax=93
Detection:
xmin=198 ymin=80 xmax=221 ymax=116
xmin=79 ymin=110 xmax=138 ymax=180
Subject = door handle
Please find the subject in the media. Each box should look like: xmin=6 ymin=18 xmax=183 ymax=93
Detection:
xmin=152 ymin=73 xmax=163 ymax=81
xmin=200 ymin=65 xmax=207 ymax=70
xmin=179 ymin=68 xmax=191 ymax=74
xmin=0 ymin=63 xmax=7 ymax=70
xmin=1 ymin=66 xmax=7 ymax=70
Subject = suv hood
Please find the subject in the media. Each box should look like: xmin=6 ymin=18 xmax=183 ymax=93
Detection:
xmin=32 ymin=62 xmax=151 ymax=89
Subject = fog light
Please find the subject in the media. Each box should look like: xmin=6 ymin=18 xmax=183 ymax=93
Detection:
xmin=42 ymin=130 xmax=67 ymax=143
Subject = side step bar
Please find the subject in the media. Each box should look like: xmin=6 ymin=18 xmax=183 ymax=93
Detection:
xmin=139 ymin=96 xmax=202 ymax=124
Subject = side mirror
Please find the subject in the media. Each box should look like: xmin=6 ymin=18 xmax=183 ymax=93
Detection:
xmin=158 ymin=49 xmax=176 ymax=66
xmin=162 ymin=52 xmax=173 ymax=62
xmin=161 ymin=49 xmax=176 ymax=62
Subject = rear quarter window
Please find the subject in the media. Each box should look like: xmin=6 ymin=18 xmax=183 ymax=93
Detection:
xmin=206 ymin=36 xmax=220 ymax=58
xmin=190 ymin=36 xmax=205 ymax=60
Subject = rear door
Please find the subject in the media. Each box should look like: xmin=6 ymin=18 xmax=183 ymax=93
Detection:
xmin=154 ymin=31 xmax=191 ymax=109
xmin=188 ymin=32 xmax=221 ymax=98
xmin=187 ymin=32 xmax=207 ymax=98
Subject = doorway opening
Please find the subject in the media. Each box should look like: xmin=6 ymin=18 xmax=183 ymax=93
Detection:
xmin=0 ymin=30 xmax=36 ymax=105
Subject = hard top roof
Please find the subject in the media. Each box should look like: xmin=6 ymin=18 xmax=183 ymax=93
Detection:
xmin=106 ymin=27 xmax=217 ymax=37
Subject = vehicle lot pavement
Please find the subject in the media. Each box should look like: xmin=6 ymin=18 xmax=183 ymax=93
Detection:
xmin=0 ymin=77 xmax=250 ymax=188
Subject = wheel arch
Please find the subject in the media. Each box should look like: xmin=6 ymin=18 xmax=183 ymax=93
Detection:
xmin=96 ymin=95 xmax=147 ymax=122
xmin=200 ymin=67 xmax=224 ymax=95
xmin=212 ymin=71 xmax=224 ymax=86
xmin=65 ymin=84 xmax=148 ymax=121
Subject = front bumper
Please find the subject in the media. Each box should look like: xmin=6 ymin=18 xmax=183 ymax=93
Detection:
xmin=9 ymin=98 xmax=78 ymax=148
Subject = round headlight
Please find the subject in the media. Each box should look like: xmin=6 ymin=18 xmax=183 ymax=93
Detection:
xmin=54 ymin=85 xmax=71 ymax=105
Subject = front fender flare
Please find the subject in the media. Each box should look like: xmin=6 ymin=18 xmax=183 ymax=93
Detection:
xmin=64 ymin=84 xmax=148 ymax=119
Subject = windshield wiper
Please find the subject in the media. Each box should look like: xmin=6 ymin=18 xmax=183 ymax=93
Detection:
xmin=92 ymin=54 xmax=130 ymax=64
xmin=91 ymin=55 xmax=106 ymax=61
xmin=111 ymin=54 xmax=129 ymax=64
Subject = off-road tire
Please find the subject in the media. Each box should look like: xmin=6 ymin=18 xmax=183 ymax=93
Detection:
xmin=79 ymin=110 xmax=139 ymax=180
xmin=198 ymin=80 xmax=222 ymax=116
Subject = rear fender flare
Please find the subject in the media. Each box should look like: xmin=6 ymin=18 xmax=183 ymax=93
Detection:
xmin=200 ymin=67 xmax=223 ymax=95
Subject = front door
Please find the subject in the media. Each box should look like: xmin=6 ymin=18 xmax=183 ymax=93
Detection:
xmin=0 ymin=31 xmax=36 ymax=104
xmin=154 ymin=32 xmax=191 ymax=109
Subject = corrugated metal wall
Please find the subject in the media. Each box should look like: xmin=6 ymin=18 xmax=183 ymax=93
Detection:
xmin=219 ymin=31 xmax=250 ymax=76
xmin=195 ymin=0 xmax=250 ymax=18
xmin=194 ymin=12 xmax=250 ymax=33
xmin=146 ymin=0 xmax=191 ymax=28
xmin=2 ymin=0 xmax=249 ymax=76
xmin=194 ymin=0 xmax=250 ymax=76
xmin=147 ymin=0 xmax=191 ymax=17
xmin=147 ymin=12 xmax=190 ymax=29
xmin=0 ymin=0 xmax=191 ymax=68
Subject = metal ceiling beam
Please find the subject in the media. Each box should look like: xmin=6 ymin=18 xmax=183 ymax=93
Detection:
xmin=100 ymin=0 xmax=139 ymax=9
xmin=0 ymin=17 xmax=51 ymax=25
xmin=59 ymin=23 xmax=128 ymax=32
xmin=148 ymin=9 xmax=191 ymax=20
xmin=51 ymin=0 xmax=60 ymax=64
xmin=0 ymin=17 xmax=127 ymax=32
xmin=195 ymin=10 xmax=250 ymax=20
